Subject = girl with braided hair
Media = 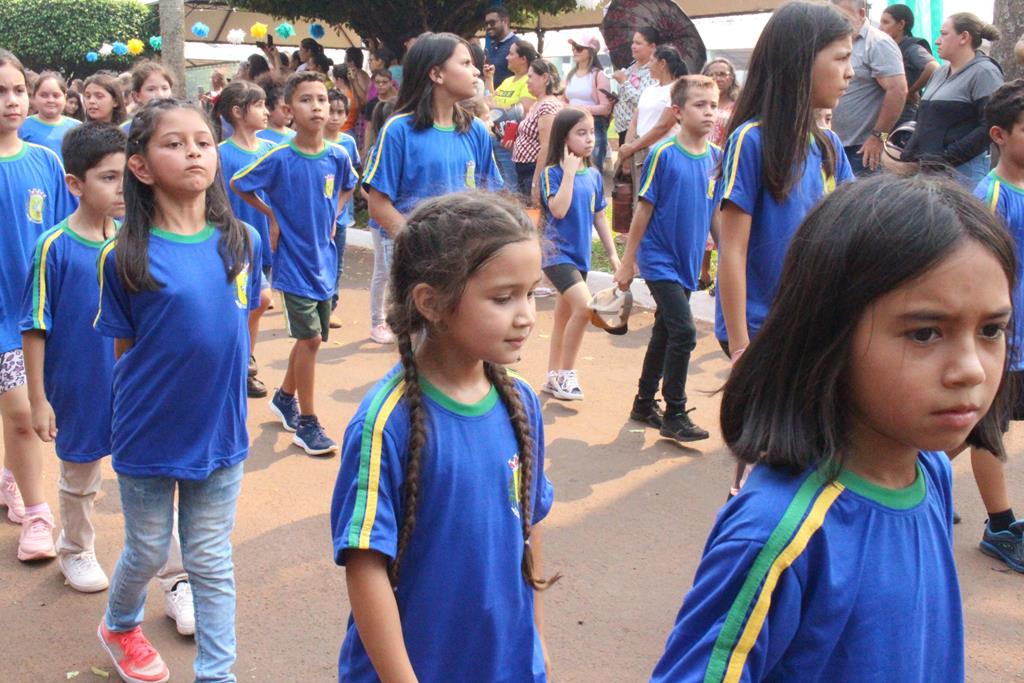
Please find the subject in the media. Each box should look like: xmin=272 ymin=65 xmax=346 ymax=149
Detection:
xmin=331 ymin=191 xmax=558 ymax=682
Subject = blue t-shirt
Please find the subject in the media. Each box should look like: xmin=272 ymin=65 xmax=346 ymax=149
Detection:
xmin=329 ymin=133 xmax=361 ymax=228
xmin=94 ymin=225 xmax=263 ymax=479
xmin=651 ymin=451 xmax=962 ymax=682
xmin=975 ymin=171 xmax=1024 ymax=371
xmin=19 ymin=115 xmax=80 ymax=160
xmin=540 ymin=165 xmax=606 ymax=272
xmin=0 ymin=142 xmax=76 ymax=354
xmin=219 ymin=137 xmax=275 ymax=270
xmin=714 ymin=122 xmax=853 ymax=342
xmin=256 ymin=128 xmax=295 ymax=146
xmin=232 ymin=141 xmax=357 ymax=300
xmin=363 ymin=113 xmax=503 ymax=217
xmin=636 ymin=138 xmax=722 ymax=289
xmin=331 ymin=365 xmax=554 ymax=683
xmin=19 ymin=219 xmax=113 ymax=462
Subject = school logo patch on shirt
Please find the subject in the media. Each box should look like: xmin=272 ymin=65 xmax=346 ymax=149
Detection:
xmin=324 ymin=174 xmax=335 ymax=199
xmin=27 ymin=189 xmax=46 ymax=224
xmin=821 ymin=169 xmax=836 ymax=196
xmin=234 ymin=267 xmax=249 ymax=309
xmin=707 ymin=177 xmax=717 ymax=199
xmin=465 ymin=161 xmax=476 ymax=190
xmin=507 ymin=453 xmax=522 ymax=518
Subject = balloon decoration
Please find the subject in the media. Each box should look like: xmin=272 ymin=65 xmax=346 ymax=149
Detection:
xmin=127 ymin=38 xmax=145 ymax=55
xmin=309 ymin=23 xmax=326 ymax=40
xmin=227 ymin=28 xmax=246 ymax=45
xmin=98 ymin=43 xmax=113 ymax=57
xmin=149 ymin=36 xmax=162 ymax=51
xmin=85 ymin=52 xmax=99 ymax=62
xmin=250 ymin=22 xmax=268 ymax=39
xmin=275 ymin=22 xmax=296 ymax=39
xmin=112 ymin=41 xmax=128 ymax=56
xmin=191 ymin=22 xmax=210 ymax=38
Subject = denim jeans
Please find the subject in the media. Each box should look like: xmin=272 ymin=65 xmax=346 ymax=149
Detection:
xmin=954 ymin=153 xmax=990 ymax=189
xmin=593 ymin=115 xmax=609 ymax=175
xmin=494 ymin=144 xmax=517 ymax=190
xmin=370 ymin=229 xmax=393 ymax=328
xmin=105 ymin=463 xmax=244 ymax=683
xmin=514 ymin=161 xmax=535 ymax=202
xmin=638 ymin=281 xmax=697 ymax=414
xmin=331 ymin=224 xmax=348 ymax=311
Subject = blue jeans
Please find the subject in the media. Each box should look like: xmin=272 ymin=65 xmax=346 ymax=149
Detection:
xmin=593 ymin=115 xmax=609 ymax=175
xmin=331 ymin=224 xmax=348 ymax=310
xmin=105 ymin=463 xmax=244 ymax=683
xmin=954 ymin=153 xmax=990 ymax=189
xmin=494 ymin=144 xmax=517 ymax=190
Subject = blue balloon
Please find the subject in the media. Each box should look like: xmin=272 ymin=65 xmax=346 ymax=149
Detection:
xmin=310 ymin=23 xmax=326 ymax=39
xmin=86 ymin=51 xmax=99 ymax=62
xmin=112 ymin=41 xmax=128 ymax=56
xmin=191 ymin=22 xmax=210 ymax=38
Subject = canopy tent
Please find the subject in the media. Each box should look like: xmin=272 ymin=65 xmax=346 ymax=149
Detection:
xmin=531 ymin=0 xmax=784 ymax=31
xmin=183 ymin=1 xmax=362 ymax=49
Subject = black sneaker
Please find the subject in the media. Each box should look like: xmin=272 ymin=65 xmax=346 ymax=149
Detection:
xmin=248 ymin=355 xmax=258 ymax=378
xmin=247 ymin=375 xmax=267 ymax=398
xmin=659 ymin=408 xmax=710 ymax=443
xmin=630 ymin=397 xmax=664 ymax=428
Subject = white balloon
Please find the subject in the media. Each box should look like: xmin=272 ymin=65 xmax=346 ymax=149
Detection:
xmin=227 ymin=28 xmax=246 ymax=45
xmin=98 ymin=43 xmax=113 ymax=56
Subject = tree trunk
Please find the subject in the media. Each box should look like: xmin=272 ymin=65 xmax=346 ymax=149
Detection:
xmin=992 ymin=0 xmax=1024 ymax=81
xmin=160 ymin=0 xmax=186 ymax=99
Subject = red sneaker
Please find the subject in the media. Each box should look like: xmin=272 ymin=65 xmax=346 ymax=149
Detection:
xmin=97 ymin=623 xmax=170 ymax=683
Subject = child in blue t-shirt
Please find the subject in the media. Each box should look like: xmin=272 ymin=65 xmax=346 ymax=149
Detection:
xmin=0 ymin=50 xmax=75 ymax=562
xmin=119 ymin=61 xmax=174 ymax=135
xmin=215 ymin=79 xmax=275 ymax=400
xmin=961 ymin=80 xmax=1024 ymax=573
xmin=332 ymin=191 xmax=557 ymax=682
xmin=19 ymin=72 xmax=80 ymax=160
xmin=255 ymin=74 xmax=295 ymax=146
xmin=94 ymin=99 xmax=262 ymax=683
xmin=715 ymin=3 xmax=854 ymax=495
xmin=539 ymin=107 xmax=617 ymax=401
xmin=652 ymin=173 xmax=1009 ymax=682
xmin=615 ymin=76 xmax=722 ymax=443
xmin=232 ymin=71 xmax=357 ymax=456
xmin=325 ymin=88 xmax=361 ymax=322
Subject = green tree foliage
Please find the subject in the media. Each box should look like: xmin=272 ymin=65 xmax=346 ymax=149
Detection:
xmin=0 ymin=0 xmax=159 ymax=77
xmin=229 ymin=0 xmax=579 ymax=54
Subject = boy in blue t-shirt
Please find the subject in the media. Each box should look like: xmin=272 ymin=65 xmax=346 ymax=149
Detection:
xmin=967 ymin=80 xmax=1024 ymax=573
xmin=614 ymin=76 xmax=722 ymax=444
xmin=232 ymin=72 xmax=357 ymax=456
xmin=324 ymin=89 xmax=361 ymax=325
xmin=255 ymin=75 xmax=295 ymax=146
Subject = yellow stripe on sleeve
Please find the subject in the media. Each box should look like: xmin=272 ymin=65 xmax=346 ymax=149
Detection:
xmin=229 ymin=143 xmax=288 ymax=183
xmin=363 ymin=113 xmax=413 ymax=186
xmin=989 ymin=181 xmax=1001 ymax=213
xmin=33 ymin=229 xmax=64 ymax=330
xmin=357 ymin=382 xmax=407 ymax=548
xmin=723 ymin=122 xmax=760 ymax=200
xmin=638 ymin=140 xmax=673 ymax=198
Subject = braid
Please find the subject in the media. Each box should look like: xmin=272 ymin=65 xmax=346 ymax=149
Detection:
xmin=484 ymin=362 xmax=560 ymax=591
xmin=389 ymin=330 xmax=428 ymax=586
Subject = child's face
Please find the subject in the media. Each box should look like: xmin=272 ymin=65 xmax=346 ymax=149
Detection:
xmin=0 ymin=63 xmax=29 ymax=134
xmin=64 ymin=96 xmax=79 ymax=115
xmin=817 ymin=108 xmax=833 ymax=130
xmin=566 ymin=116 xmax=596 ymax=159
xmin=130 ymin=108 xmax=218 ymax=197
xmin=675 ymin=88 xmax=718 ymax=138
xmin=240 ymin=98 xmax=269 ymax=133
xmin=845 ymin=240 xmax=1010 ymax=459
xmin=71 ymin=152 xmax=125 ymax=217
xmin=267 ymin=101 xmax=290 ymax=128
xmin=434 ymin=43 xmax=479 ymax=103
xmin=810 ymin=36 xmax=854 ymax=109
xmin=83 ymin=84 xmax=115 ymax=122
xmin=437 ymin=239 xmax=542 ymax=366
xmin=326 ymin=100 xmax=348 ymax=135
xmin=33 ymin=78 xmax=66 ymax=120
xmin=993 ymin=118 xmax=1024 ymax=171
xmin=135 ymin=73 xmax=172 ymax=106
xmin=286 ymin=81 xmax=328 ymax=135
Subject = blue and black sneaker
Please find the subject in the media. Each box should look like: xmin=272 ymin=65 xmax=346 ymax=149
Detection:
xmin=294 ymin=415 xmax=338 ymax=457
xmin=979 ymin=519 xmax=1024 ymax=573
xmin=269 ymin=389 xmax=299 ymax=432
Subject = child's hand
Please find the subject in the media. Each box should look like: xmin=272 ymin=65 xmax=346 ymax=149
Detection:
xmin=268 ymin=217 xmax=281 ymax=251
xmin=613 ymin=261 xmax=634 ymax=291
xmin=561 ymin=145 xmax=582 ymax=174
xmin=30 ymin=399 xmax=57 ymax=442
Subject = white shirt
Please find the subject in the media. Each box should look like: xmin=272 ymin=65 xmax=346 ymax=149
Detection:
xmin=635 ymin=83 xmax=672 ymax=138
xmin=565 ymin=72 xmax=597 ymax=106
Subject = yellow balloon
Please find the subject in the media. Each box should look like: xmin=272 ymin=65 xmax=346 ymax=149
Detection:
xmin=127 ymin=38 xmax=145 ymax=55
xmin=250 ymin=22 xmax=268 ymax=39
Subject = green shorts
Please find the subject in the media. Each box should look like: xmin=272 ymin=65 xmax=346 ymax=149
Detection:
xmin=282 ymin=292 xmax=331 ymax=341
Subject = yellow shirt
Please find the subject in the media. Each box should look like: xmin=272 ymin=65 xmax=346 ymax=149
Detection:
xmin=493 ymin=74 xmax=535 ymax=110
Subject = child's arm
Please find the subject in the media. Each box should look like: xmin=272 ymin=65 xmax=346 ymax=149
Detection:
xmin=345 ymin=550 xmax=419 ymax=683
xmin=367 ymin=189 xmax=406 ymax=238
xmin=230 ymin=182 xmax=281 ymax=250
xmin=593 ymin=208 xmax=620 ymax=273
xmin=612 ymin=200 xmax=653 ymax=291
xmin=21 ymin=331 xmax=55 ymax=442
xmin=718 ymin=203 xmax=752 ymax=358
xmin=114 ymin=338 xmax=135 ymax=360
xmin=531 ymin=527 xmax=552 ymax=681
xmin=709 ymin=206 xmax=722 ymax=248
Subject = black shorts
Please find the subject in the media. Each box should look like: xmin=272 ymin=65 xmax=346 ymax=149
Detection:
xmin=543 ymin=263 xmax=587 ymax=294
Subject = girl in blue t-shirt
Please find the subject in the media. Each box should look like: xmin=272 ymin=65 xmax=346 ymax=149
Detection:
xmin=94 ymin=99 xmax=261 ymax=683
xmin=332 ymin=192 xmax=558 ymax=682
xmin=82 ymin=72 xmax=127 ymax=126
xmin=540 ymin=107 xmax=618 ymax=401
xmin=215 ymin=79 xmax=274 ymax=399
xmin=653 ymin=174 xmax=1012 ymax=683
xmin=715 ymin=2 xmax=855 ymax=496
xmin=19 ymin=71 xmax=80 ymax=160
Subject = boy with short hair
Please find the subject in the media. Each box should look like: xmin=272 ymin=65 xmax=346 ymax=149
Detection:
xmin=969 ymin=78 xmax=1024 ymax=573
xmin=613 ymin=75 xmax=722 ymax=443
xmin=233 ymin=72 xmax=357 ymax=456
xmin=324 ymin=89 xmax=361 ymax=328
xmin=255 ymin=74 xmax=295 ymax=146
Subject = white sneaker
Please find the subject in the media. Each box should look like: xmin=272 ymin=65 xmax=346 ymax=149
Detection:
xmin=541 ymin=371 xmax=560 ymax=395
xmin=370 ymin=323 xmax=395 ymax=344
xmin=59 ymin=551 xmax=109 ymax=593
xmin=552 ymin=370 xmax=584 ymax=401
xmin=164 ymin=581 xmax=196 ymax=636
xmin=534 ymin=286 xmax=555 ymax=299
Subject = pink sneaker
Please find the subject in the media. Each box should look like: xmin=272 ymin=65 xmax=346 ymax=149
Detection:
xmin=17 ymin=511 xmax=56 ymax=562
xmin=98 ymin=623 xmax=170 ymax=683
xmin=370 ymin=323 xmax=395 ymax=345
xmin=0 ymin=473 xmax=25 ymax=523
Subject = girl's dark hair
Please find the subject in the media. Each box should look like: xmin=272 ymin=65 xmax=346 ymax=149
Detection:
xmin=345 ymin=47 xmax=364 ymax=69
xmin=256 ymin=73 xmax=285 ymax=111
xmin=653 ymin=45 xmax=688 ymax=79
xmin=722 ymin=2 xmax=851 ymax=202
xmin=33 ymin=70 xmax=67 ymax=96
xmin=395 ymin=32 xmax=474 ymax=132
xmin=949 ymin=12 xmax=1001 ymax=49
xmin=130 ymin=61 xmax=173 ymax=93
xmin=83 ymin=72 xmax=128 ymax=124
xmin=512 ymin=40 xmax=540 ymax=67
xmin=722 ymin=174 xmax=1016 ymax=477
xmin=373 ymin=45 xmax=397 ymax=66
xmin=118 ymin=99 xmax=252 ymax=293
xmin=702 ymin=58 xmax=741 ymax=101
xmin=386 ymin=191 xmax=558 ymax=591
xmin=65 ymin=91 xmax=84 ymax=121
xmin=246 ymin=54 xmax=271 ymax=80
xmin=301 ymin=38 xmax=324 ymax=57
xmin=985 ymin=78 xmax=1024 ymax=131
xmin=543 ymin=106 xmax=591 ymax=168
xmin=312 ymin=52 xmax=333 ymax=74
xmin=635 ymin=27 xmax=661 ymax=46
xmin=328 ymin=87 xmax=349 ymax=111
xmin=883 ymin=4 xmax=915 ymax=36
xmin=213 ymin=80 xmax=266 ymax=140
xmin=468 ymin=42 xmax=486 ymax=80
xmin=529 ymin=58 xmax=562 ymax=96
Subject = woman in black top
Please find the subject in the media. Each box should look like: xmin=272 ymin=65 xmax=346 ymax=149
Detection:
xmin=879 ymin=4 xmax=938 ymax=125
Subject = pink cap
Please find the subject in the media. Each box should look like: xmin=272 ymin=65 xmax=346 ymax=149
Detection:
xmin=568 ymin=34 xmax=602 ymax=53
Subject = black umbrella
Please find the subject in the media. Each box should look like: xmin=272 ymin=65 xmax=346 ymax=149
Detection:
xmin=600 ymin=0 xmax=707 ymax=74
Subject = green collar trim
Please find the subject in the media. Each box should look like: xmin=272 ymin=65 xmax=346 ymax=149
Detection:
xmin=835 ymin=462 xmax=926 ymax=510
xmin=30 ymin=114 xmax=69 ymax=127
xmin=420 ymin=377 xmax=498 ymax=416
xmin=992 ymin=172 xmax=1024 ymax=195
xmin=150 ymin=225 xmax=216 ymax=243
xmin=673 ymin=138 xmax=709 ymax=159
xmin=432 ymin=123 xmax=456 ymax=132
xmin=223 ymin=137 xmax=262 ymax=154
xmin=0 ymin=141 xmax=28 ymax=162
xmin=288 ymin=139 xmax=328 ymax=159
xmin=61 ymin=220 xmax=108 ymax=247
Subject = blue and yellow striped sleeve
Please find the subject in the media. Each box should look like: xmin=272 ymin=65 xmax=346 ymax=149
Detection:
xmin=638 ymin=139 xmax=673 ymax=204
xmin=362 ymin=113 xmax=412 ymax=196
xmin=717 ymin=121 xmax=761 ymax=215
xmin=19 ymin=227 xmax=64 ymax=333
xmin=93 ymin=239 xmax=134 ymax=338
xmin=230 ymin=143 xmax=287 ymax=192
